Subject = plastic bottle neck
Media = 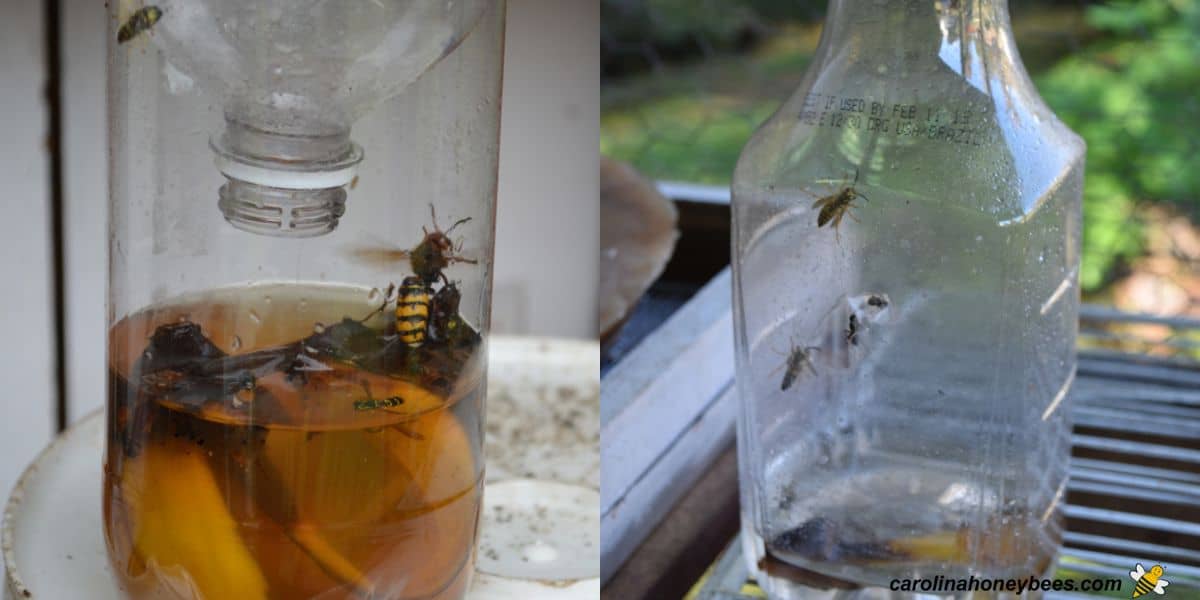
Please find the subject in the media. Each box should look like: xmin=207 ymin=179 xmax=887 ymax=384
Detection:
xmin=817 ymin=0 xmax=1023 ymax=90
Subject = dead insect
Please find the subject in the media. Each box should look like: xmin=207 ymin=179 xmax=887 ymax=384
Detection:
xmin=775 ymin=343 xmax=819 ymax=391
xmin=867 ymin=295 xmax=888 ymax=308
xmin=353 ymin=396 xmax=405 ymax=411
xmin=846 ymin=314 xmax=859 ymax=346
xmin=353 ymin=380 xmax=406 ymax=411
xmin=395 ymin=276 xmax=431 ymax=347
xmin=771 ymin=514 xmax=1032 ymax=567
xmin=429 ymin=281 xmax=463 ymax=342
xmin=117 ymin=6 xmax=163 ymax=44
xmin=771 ymin=517 xmax=893 ymax=564
xmin=809 ymin=168 xmax=869 ymax=238
xmin=349 ymin=204 xmax=477 ymax=285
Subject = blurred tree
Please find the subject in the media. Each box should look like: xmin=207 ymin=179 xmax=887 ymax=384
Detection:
xmin=1037 ymin=0 xmax=1200 ymax=289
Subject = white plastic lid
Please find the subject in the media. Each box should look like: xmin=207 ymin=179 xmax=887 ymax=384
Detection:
xmin=476 ymin=479 xmax=600 ymax=582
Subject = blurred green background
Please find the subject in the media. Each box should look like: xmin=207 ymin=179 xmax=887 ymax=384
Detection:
xmin=602 ymin=0 xmax=1200 ymax=304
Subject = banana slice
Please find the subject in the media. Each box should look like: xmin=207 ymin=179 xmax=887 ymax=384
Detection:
xmin=252 ymin=408 xmax=480 ymax=598
xmin=118 ymin=437 xmax=268 ymax=600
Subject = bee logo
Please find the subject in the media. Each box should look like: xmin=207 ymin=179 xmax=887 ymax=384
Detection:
xmin=1129 ymin=563 xmax=1169 ymax=598
xmin=395 ymin=276 xmax=430 ymax=347
xmin=117 ymin=6 xmax=163 ymax=44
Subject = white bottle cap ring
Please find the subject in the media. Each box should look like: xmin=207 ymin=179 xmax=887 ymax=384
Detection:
xmin=212 ymin=142 xmax=364 ymax=190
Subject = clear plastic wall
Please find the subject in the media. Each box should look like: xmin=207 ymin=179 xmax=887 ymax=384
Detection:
xmin=103 ymin=2 xmax=504 ymax=598
xmin=730 ymin=0 xmax=1084 ymax=596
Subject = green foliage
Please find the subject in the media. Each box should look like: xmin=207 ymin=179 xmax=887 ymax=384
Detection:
xmin=602 ymin=0 xmax=824 ymax=53
xmin=602 ymin=97 xmax=777 ymax=184
xmin=1034 ymin=0 xmax=1200 ymax=289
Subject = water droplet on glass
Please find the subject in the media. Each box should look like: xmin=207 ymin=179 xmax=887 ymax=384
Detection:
xmin=975 ymin=235 xmax=983 ymax=242
xmin=313 ymin=322 xmax=326 ymax=334
xmin=248 ymin=310 xmax=261 ymax=324
xmin=299 ymin=299 xmax=307 ymax=311
xmin=231 ymin=335 xmax=242 ymax=351
xmin=263 ymin=295 xmax=272 ymax=304
xmin=367 ymin=288 xmax=381 ymax=303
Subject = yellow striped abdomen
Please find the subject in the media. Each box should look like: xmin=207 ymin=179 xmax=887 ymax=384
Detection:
xmin=396 ymin=276 xmax=430 ymax=346
xmin=1133 ymin=575 xmax=1154 ymax=598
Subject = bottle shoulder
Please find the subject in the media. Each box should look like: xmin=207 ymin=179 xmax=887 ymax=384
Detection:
xmin=733 ymin=66 xmax=1084 ymax=223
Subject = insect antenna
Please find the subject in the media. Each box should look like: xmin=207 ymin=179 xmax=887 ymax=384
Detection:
xmin=444 ymin=216 xmax=472 ymax=235
xmin=428 ymin=203 xmax=440 ymax=232
xmin=428 ymin=203 xmax=472 ymax=235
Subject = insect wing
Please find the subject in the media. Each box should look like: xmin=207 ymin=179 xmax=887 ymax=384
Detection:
xmin=1154 ymin=579 xmax=1168 ymax=594
xmin=347 ymin=246 xmax=411 ymax=266
xmin=1130 ymin=564 xmax=1146 ymax=581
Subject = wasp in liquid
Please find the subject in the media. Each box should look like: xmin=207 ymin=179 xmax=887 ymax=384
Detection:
xmin=395 ymin=276 xmax=431 ymax=347
xmin=809 ymin=168 xmax=870 ymax=239
xmin=775 ymin=343 xmax=819 ymax=391
xmin=430 ymin=281 xmax=472 ymax=345
xmin=845 ymin=314 xmax=860 ymax=346
xmin=867 ymin=294 xmax=888 ymax=308
xmin=351 ymin=205 xmax=479 ymax=348
xmin=117 ymin=6 xmax=163 ymax=44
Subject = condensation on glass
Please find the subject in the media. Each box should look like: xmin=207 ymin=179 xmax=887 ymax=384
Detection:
xmin=103 ymin=2 xmax=504 ymax=599
xmin=731 ymin=0 xmax=1084 ymax=596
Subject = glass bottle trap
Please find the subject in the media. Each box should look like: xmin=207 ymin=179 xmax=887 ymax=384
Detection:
xmin=104 ymin=2 xmax=504 ymax=599
xmin=731 ymin=0 xmax=1084 ymax=597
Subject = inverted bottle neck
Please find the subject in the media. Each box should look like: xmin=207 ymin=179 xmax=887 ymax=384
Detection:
xmin=817 ymin=0 xmax=1022 ymax=84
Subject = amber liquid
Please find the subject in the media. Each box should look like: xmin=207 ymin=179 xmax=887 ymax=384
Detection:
xmin=103 ymin=284 xmax=484 ymax=600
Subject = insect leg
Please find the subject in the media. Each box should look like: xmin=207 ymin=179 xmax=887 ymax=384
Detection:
xmin=358 ymin=282 xmax=396 ymax=323
xmin=830 ymin=213 xmax=845 ymax=242
xmin=804 ymin=347 xmax=821 ymax=375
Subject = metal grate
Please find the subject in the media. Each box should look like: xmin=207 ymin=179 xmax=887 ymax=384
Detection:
xmin=689 ymin=310 xmax=1200 ymax=599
